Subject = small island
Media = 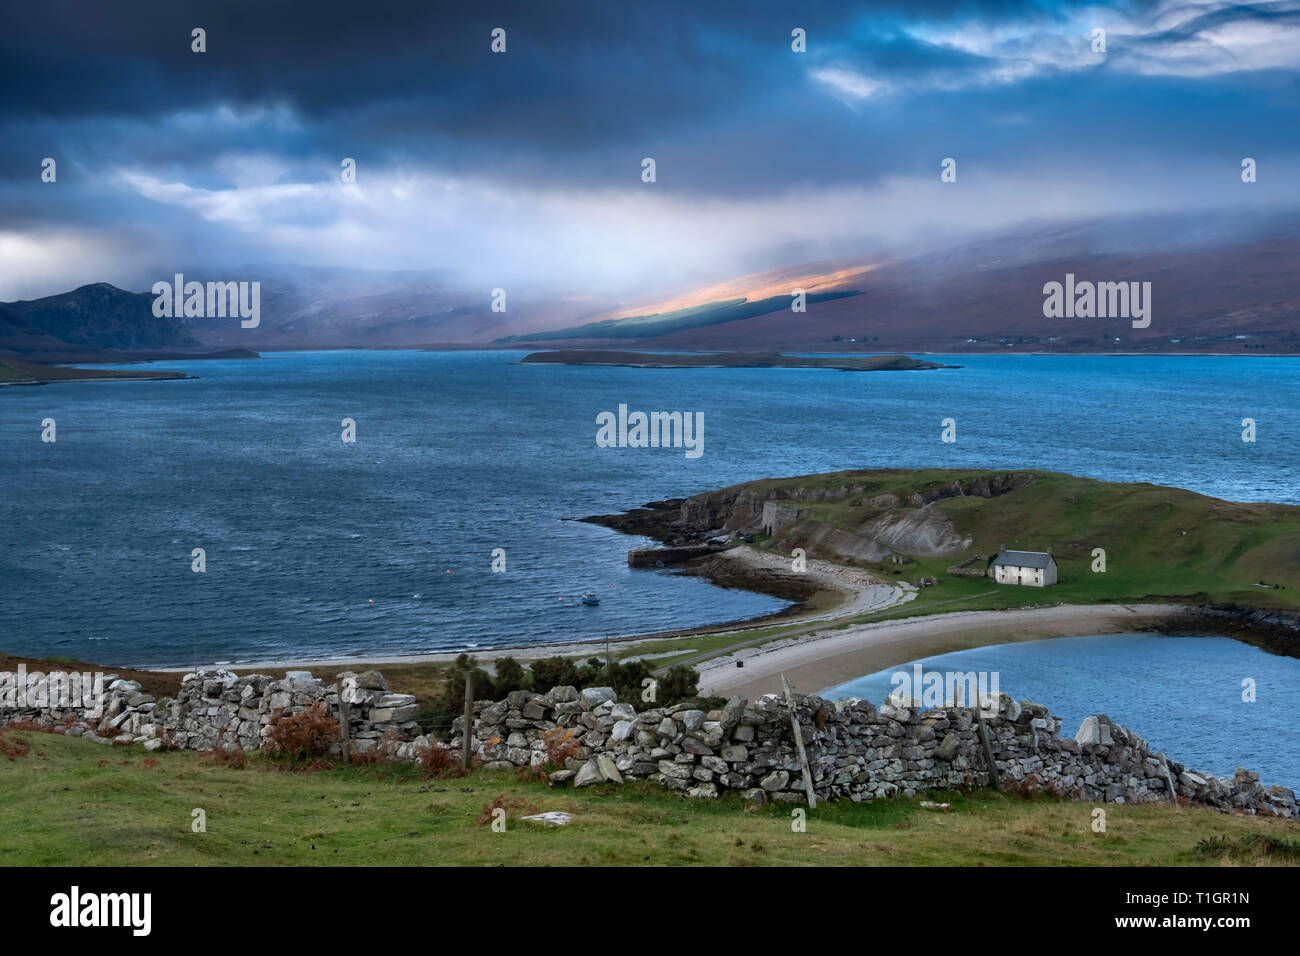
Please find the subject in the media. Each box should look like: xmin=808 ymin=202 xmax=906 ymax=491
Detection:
xmin=521 ymin=349 xmax=956 ymax=371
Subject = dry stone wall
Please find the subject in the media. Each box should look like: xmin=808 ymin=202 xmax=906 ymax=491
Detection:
xmin=0 ymin=668 xmax=422 ymax=755
xmin=3 ymin=668 xmax=1294 ymax=818
xmin=439 ymin=685 xmax=1296 ymax=817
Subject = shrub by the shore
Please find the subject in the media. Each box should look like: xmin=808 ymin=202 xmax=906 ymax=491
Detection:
xmin=415 ymin=652 xmax=711 ymax=738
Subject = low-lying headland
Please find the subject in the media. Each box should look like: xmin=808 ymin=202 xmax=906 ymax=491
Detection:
xmin=521 ymin=349 xmax=956 ymax=371
xmin=577 ymin=467 xmax=1300 ymax=684
xmin=0 ymin=348 xmax=259 ymax=386
xmin=0 ymin=356 xmax=195 ymax=385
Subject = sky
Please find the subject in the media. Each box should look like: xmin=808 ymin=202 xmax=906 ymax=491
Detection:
xmin=2 ymin=0 xmax=1299 ymax=302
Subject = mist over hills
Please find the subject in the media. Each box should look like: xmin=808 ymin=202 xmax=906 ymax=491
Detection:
xmin=6 ymin=210 xmax=1299 ymax=358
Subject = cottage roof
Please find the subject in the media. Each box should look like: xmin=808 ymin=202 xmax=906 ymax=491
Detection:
xmin=991 ymin=550 xmax=1055 ymax=569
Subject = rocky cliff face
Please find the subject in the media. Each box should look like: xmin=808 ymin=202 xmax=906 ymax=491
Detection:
xmin=677 ymin=472 xmax=1038 ymax=565
xmin=680 ymin=480 xmax=872 ymax=533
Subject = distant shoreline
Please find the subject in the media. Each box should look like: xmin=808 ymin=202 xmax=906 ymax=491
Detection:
xmin=520 ymin=349 xmax=956 ymax=371
xmin=0 ymin=348 xmax=258 ymax=387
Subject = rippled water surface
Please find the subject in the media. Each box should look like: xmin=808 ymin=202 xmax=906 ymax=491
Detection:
xmin=3 ymin=351 xmax=1297 ymax=666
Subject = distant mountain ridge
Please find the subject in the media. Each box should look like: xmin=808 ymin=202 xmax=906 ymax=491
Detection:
xmin=0 ymin=283 xmax=198 ymax=354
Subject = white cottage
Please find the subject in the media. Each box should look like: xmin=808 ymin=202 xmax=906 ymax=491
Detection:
xmin=989 ymin=550 xmax=1057 ymax=587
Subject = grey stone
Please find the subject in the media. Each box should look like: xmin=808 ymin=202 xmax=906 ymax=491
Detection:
xmin=521 ymin=811 xmax=573 ymax=826
xmin=657 ymin=760 xmax=693 ymax=780
xmin=595 ymin=754 xmax=624 ymax=784
xmin=1076 ymin=715 xmax=1114 ymax=747
xmin=574 ymin=760 xmax=605 ymax=788
xmin=580 ymin=687 xmax=617 ymax=708
xmin=609 ymin=702 xmax=636 ymax=722
xmin=354 ymin=670 xmax=388 ymax=690
xmin=679 ymin=710 xmax=705 ymax=731
xmin=720 ymin=695 xmax=748 ymax=734
xmin=371 ymin=705 xmax=419 ymax=723
xmin=935 ymin=734 xmax=960 ymax=761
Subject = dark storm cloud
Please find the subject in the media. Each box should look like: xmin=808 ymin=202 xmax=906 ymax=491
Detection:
xmin=1 ymin=0 xmax=1297 ymax=300
xmin=0 ymin=0 xmax=1131 ymax=188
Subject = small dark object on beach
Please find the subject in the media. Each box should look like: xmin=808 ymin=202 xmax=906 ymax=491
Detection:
xmin=736 ymin=660 xmax=744 ymax=668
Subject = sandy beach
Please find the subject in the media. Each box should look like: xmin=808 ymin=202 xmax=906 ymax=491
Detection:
xmin=697 ymin=602 xmax=1181 ymax=700
xmin=709 ymin=547 xmax=913 ymax=622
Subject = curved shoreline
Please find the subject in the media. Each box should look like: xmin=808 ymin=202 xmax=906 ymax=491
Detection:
xmin=48 ymin=547 xmax=1300 ymax=684
xmin=695 ymin=602 xmax=1182 ymax=699
xmin=146 ymin=547 xmax=907 ymax=673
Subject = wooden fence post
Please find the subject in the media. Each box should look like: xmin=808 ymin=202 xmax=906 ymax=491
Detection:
xmin=339 ymin=698 xmax=351 ymax=763
xmin=780 ymin=673 xmax=817 ymax=809
xmin=461 ymin=672 xmax=474 ymax=771
xmin=974 ymin=702 xmax=1000 ymax=791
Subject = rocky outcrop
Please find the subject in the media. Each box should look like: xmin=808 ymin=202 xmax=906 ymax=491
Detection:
xmin=674 ymin=473 xmax=1037 ymax=566
xmin=1161 ymin=604 xmax=1300 ymax=659
xmin=681 ymin=480 xmax=870 ymax=536
xmin=756 ymin=502 xmax=972 ymax=564
xmin=905 ymin=472 xmax=1038 ymax=506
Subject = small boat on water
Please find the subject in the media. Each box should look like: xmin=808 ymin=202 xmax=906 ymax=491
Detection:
xmin=581 ymin=592 xmax=600 ymax=606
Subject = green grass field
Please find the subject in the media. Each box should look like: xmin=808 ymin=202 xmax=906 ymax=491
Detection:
xmin=1 ymin=730 xmax=1296 ymax=866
